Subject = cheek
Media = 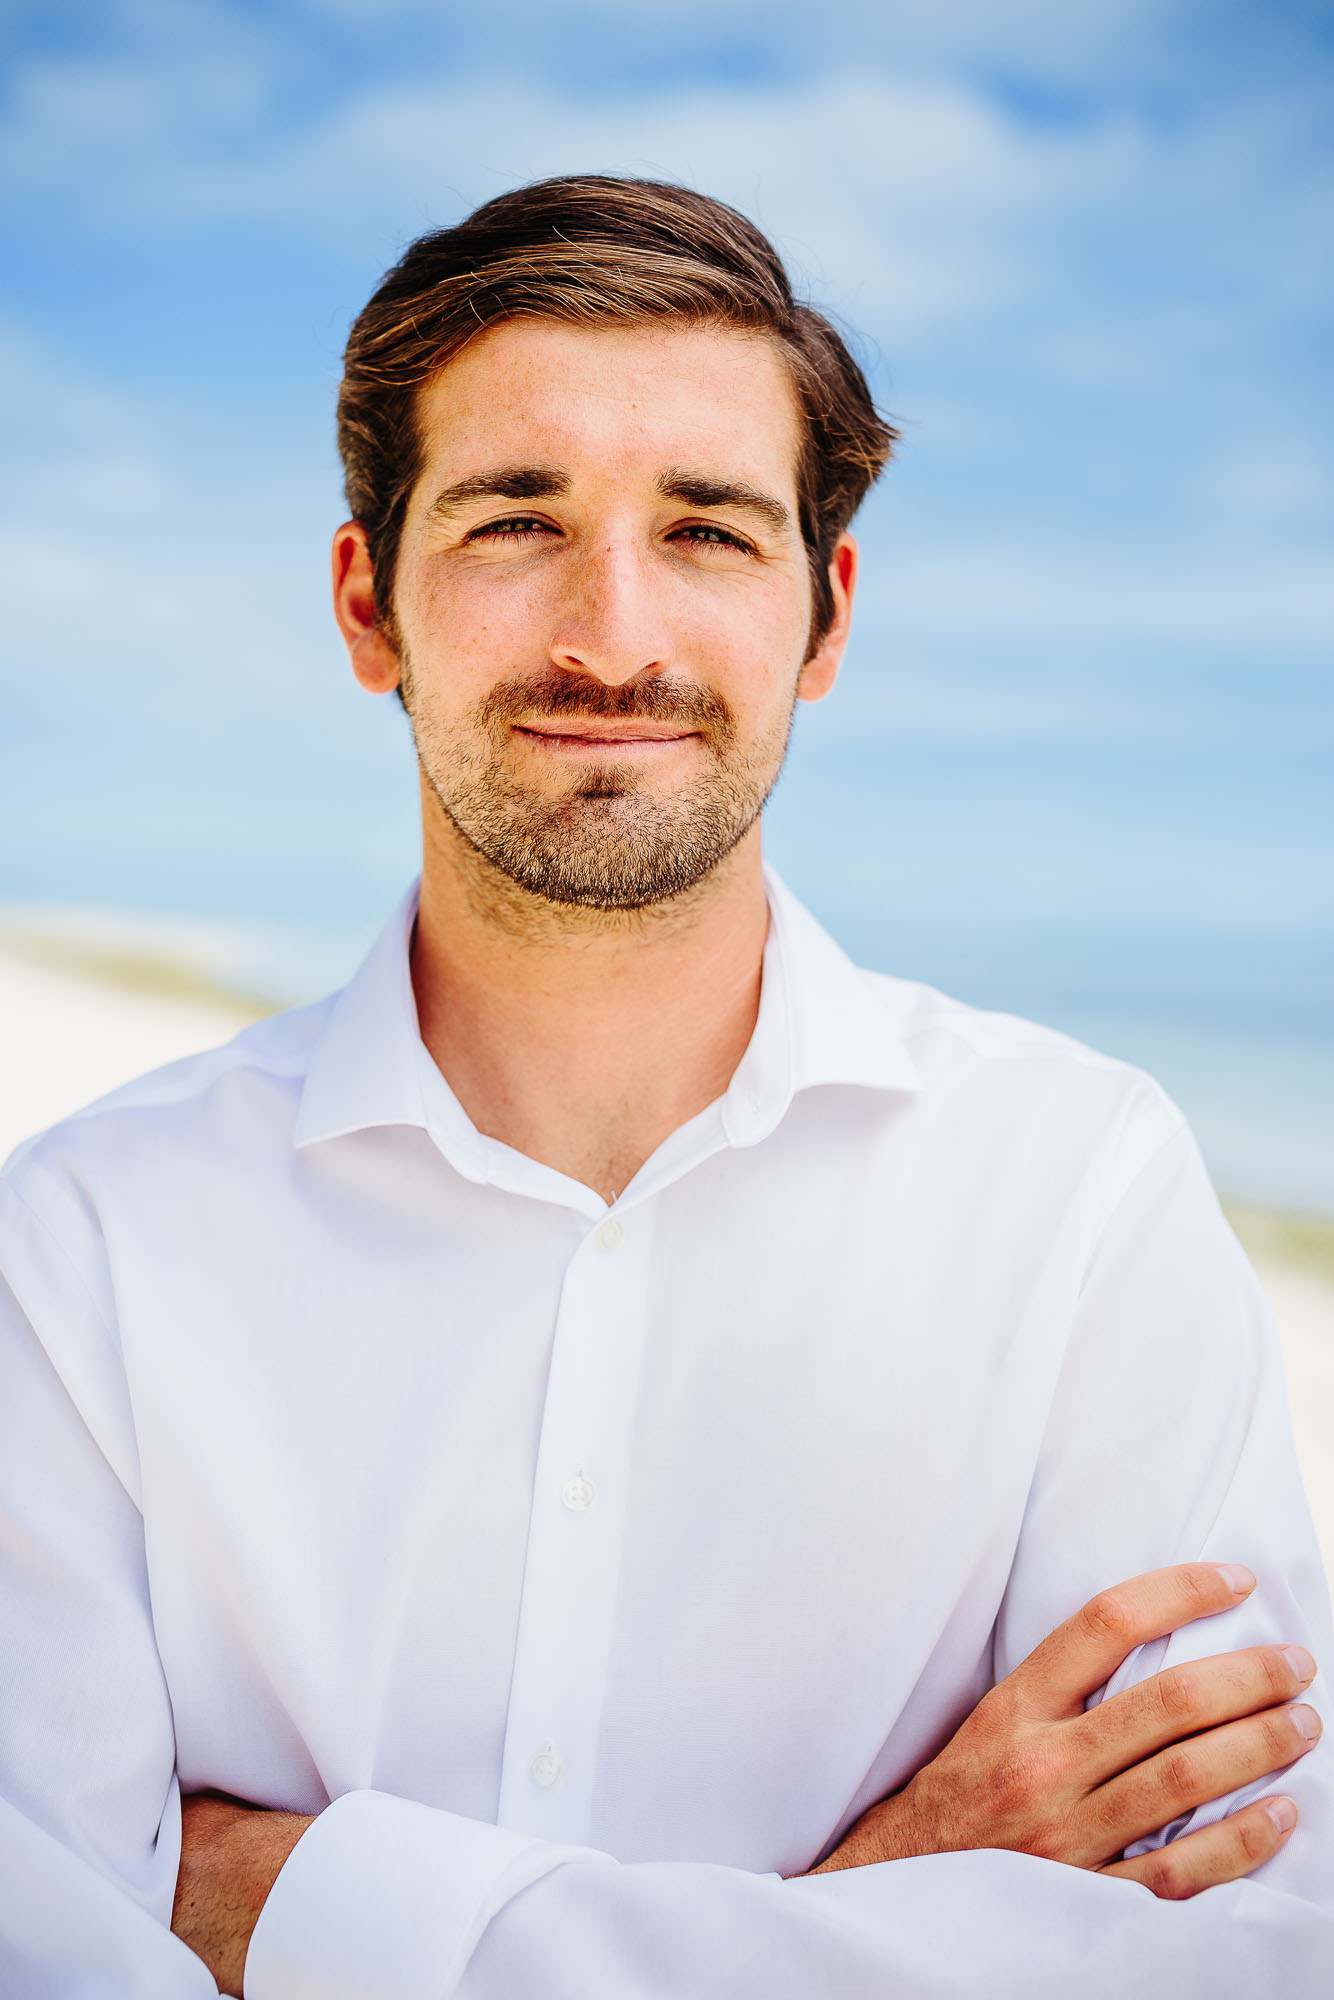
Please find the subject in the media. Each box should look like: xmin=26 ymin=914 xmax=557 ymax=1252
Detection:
xmin=686 ymin=599 xmax=808 ymax=719
xmin=402 ymin=562 xmax=557 ymax=691
xmin=670 ymin=568 xmax=807 ymax=662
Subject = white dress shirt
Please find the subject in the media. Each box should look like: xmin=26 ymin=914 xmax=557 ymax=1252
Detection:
xmin=1 ymin=871 xmax=1330 ymax=1997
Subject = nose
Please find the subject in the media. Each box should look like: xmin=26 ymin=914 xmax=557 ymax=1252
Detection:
xmin=548 ymin=536 xmax=673 ymax=687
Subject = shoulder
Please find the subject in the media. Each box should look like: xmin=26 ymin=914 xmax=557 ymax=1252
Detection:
xmin=858 ymin=965 xmax=1189 ymax=1206
xmin=857 ymin=960 xmax=1175 ymax=1092
xmin=2 ymin=995 xmax=335 ymax=1229
xmin=0 ymin=997 xmax=337 ymax=1393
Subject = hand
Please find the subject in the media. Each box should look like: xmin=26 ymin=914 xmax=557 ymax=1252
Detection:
xmin=808 ymin=1563 xmax=1320 ymax=1899
xmin=171 ymin=1791 xmax=313 ymax=1996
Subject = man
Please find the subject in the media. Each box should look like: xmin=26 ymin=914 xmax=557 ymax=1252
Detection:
xmin=1 ymin=176 xmax=1329 ymax=1996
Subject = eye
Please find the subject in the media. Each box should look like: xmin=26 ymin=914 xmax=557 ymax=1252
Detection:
xmin=467 ymin=515 xmax=558 ymax=544
xmin=671 ymin=522 xmax=756 ymax=555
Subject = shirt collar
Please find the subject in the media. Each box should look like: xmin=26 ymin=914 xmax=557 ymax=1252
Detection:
xmin=719 ymin=868 xmax=921 ymax=1148
xmin=292 ymin=880 xmax=431 ymax=1153
xmin=293 ymin=869 xmax=920 ymax=1164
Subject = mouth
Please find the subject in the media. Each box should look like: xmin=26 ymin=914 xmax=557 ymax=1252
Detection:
xmin=513 ymin=723 xmax=700 ymax=753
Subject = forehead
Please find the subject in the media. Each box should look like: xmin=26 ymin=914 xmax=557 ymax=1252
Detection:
xmin=413 ymin=319 xmax=803 ymax=497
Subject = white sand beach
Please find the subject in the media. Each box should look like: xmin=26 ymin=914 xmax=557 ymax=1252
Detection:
xmin=3 ymin=933 xmax=1332 ymax=1587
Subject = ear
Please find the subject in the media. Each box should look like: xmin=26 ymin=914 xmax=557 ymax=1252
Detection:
xmin=332 ymin=521 xmax=401 ymax=695
xmin=796 ymin=535 xmax=857 ymax=704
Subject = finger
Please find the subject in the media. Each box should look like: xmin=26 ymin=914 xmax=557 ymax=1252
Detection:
xmin=1100 ymin=1795 xmax=1297 ymax=1900
xmin=1086 ymin=1701 xmax=1320 ymax=1857
xmin=1073 ymin=1643 xmax=1317 ymax=1783
xmin=1010 ymin=1563 xmax=1256 ymax=1717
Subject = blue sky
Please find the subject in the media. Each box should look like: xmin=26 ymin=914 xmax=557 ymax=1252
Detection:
xmin=2 ymin=0 xmax=1331 ymax=1199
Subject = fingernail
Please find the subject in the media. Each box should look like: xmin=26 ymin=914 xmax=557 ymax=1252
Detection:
xmin=1265 ymin=1797 xmax=1298 ymax=1835
xmin=1291 ymin=1704 xmax=1322 ymax=1744
xmin=1279 ymin=1646 xmax=1317 ymax=1685
xmin=1215 ymin=1564 xmax=1256 ymax=1594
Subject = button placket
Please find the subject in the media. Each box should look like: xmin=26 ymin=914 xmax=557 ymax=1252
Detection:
xmin=496 ymin=1207 xmax=654 ymax=1842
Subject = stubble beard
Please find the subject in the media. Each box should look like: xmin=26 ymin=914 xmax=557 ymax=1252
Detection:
xmin=399 ymin=654 xmax=799 ymax=911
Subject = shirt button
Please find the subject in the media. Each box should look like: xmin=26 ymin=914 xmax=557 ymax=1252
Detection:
xmin=561 ymin=1475 xmax=597 ymax=1512
xmin=595 ymin=1216 xmax=624 ymax=1252
xmin=529 ymin=1749 xmax=564 ymax=1788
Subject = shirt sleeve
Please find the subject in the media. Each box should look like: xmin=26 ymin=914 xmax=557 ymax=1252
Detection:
xmin=0 ymin=1176 xmax=217 ymax=1997
xmin=248 ymin=1116 xmax=1334 ymax=1999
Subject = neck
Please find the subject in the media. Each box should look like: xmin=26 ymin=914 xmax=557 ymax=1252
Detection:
xmin=410 ymin=794 xmax=770 ymax=1203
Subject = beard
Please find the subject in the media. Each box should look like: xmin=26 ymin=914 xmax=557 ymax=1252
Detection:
xmin=399 ymin=656 xmax=797 ymax=910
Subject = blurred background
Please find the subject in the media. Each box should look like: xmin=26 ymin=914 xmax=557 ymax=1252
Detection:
xmin=1 ymin=3 xmax=1330 ymax=1236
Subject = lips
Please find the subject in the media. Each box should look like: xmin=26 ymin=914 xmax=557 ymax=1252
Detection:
xmin=514 ymin=724 xmax=697 ymax=745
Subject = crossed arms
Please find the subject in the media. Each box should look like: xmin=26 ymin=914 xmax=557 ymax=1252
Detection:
xmin=173 ymin=1563 xmax=1322 ymax=1993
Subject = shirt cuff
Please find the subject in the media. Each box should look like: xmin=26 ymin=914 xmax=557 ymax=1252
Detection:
xmin=243 ymin=1789 xmax=561 ymax=2000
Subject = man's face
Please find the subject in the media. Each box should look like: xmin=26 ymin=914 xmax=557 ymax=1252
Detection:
xmin=353 ymin=318 xmax=854 ymax=909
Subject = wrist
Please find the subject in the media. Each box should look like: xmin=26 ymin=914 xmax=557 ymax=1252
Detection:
xmin=173 ymin=1795 xmax=313 ymax=1997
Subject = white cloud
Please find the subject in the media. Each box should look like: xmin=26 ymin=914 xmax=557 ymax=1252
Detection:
xmin=860 ymin=538 xmax=1334 ymax=656
xmin=7 ymin=65 xmax=1135 ymax=307
xmin=0 ymin=320 xmax=177 ymax=517
xmin=285 ymin=0 xmax=1208 ymax=95
xmin=8 ymin=40 xmax=1323 ymax=408
xmin=1202 ymin=438 xmax=1333 ymax=527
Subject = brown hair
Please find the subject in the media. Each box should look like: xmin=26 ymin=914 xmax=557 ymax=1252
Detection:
xmin=337 ymin=174 xmax=896 ymax=649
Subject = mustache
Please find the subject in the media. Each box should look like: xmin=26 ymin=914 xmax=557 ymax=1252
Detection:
xmin=478 ymin=669 xmax=735 ymax=745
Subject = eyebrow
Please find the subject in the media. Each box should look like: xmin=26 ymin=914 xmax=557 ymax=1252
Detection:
xmin=656 ymin=470 xmax=790 ymax=533
xmin=423 ymin=462 xmax=791 ymax=534
xmin=426 ymin=465 xmax=570 ymax=518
